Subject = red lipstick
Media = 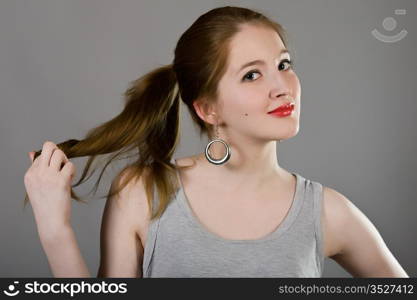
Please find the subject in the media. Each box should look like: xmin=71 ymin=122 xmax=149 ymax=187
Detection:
xmin=268 ymin=102 xmax=295 ymax=117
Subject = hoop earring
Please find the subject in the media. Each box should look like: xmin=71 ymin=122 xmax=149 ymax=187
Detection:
xmin=205 ymin=122 xmax=231 ymax=165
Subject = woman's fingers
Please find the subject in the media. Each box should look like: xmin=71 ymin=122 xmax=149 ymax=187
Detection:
xmin=38 ymin=141 xmax=58 ymax=168
xmin=29 ymin=141 xmax=70 ymax=170
xmin=60 ymin=160 xmax=75 ymax=182
xmin=50 ymin=148 xmax=69 ymax=171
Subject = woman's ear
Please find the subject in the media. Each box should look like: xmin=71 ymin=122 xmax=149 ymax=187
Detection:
xmin=193 ymin=98 xmax=217 ymax=125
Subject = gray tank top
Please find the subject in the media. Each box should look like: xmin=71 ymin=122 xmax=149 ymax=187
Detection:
xmin=142 ymin=158 xmax=325 ymax=277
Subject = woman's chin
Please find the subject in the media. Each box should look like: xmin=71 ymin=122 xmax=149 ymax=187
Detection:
xmin=276 ymin=127 xmax=300 ymax=141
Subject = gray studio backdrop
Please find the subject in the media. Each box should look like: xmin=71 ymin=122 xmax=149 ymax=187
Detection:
xmin=1 ymin=0 xmax=415 ymax=277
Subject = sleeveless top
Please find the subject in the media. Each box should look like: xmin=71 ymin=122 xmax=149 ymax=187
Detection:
xmin=142 ymin=158 xmax=325 ymax=277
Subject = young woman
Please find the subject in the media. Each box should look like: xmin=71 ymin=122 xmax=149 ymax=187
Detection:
xmin=23 ymin=6 xmax=408 ymax=278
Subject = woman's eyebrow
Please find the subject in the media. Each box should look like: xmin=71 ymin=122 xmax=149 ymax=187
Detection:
xmin=236 ymin=49 xmax=289 ymax=75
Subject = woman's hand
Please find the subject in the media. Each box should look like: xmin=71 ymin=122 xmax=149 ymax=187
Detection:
xmin=24 ymin=141 xmax=76 ymax=238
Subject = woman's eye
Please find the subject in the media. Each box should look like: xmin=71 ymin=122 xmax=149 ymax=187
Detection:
xmin=278 ymin=59 xmax=293 ymax=71
xmin=242 ymin=70 xmax=261 ymax=82
xmin=242 ymin=59 xmax=293 ymax=82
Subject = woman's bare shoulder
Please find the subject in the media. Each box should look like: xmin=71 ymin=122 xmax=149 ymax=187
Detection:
xmin=321 ymin=185 xmax=408 ymax=276
xmin=109 ymin=166 xmax=153 ymax=240
xmin=98 ymin=166 xmax=152 ymax=277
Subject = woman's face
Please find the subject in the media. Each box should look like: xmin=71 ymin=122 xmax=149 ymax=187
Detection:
xmin=215 ymin=24 xmax=301 ymax=142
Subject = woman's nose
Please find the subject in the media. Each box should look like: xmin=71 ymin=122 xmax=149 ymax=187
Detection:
xmin=269 ymin=83 xmax=292 ymax=100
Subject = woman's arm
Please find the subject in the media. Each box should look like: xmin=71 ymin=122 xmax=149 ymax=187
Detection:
xmin=38 ymin=225 xmax=91 ymax=277
xmin=36 ymin=167 xmax=148 ymax=278
xmin=97 ymin=167 xmax=150 ymax=278
xmin=26 ymin=142 xmax=91 ymax=277
xmin=323 ymin=186 xmax=409 ymax=277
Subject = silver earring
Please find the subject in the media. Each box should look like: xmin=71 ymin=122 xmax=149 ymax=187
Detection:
xmin=205 ymin=121 xmax=231 ymax=165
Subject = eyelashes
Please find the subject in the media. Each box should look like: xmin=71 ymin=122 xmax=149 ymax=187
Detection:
xmin=278 ymin=58 xmax=293 ymax=71
xmin=242 ymin=59 xmax=294 ymax=82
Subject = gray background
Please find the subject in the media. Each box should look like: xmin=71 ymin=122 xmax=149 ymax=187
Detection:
xmin=1 ymin=0 xmax=415 ymax=277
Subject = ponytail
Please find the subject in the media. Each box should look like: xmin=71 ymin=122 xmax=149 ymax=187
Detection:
xmin=24 ymin=64 xmax=182 ymax=220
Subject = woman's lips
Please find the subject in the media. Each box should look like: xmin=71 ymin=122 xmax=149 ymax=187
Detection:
xmin=268 ymin=102 xmax=295 ymax=117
